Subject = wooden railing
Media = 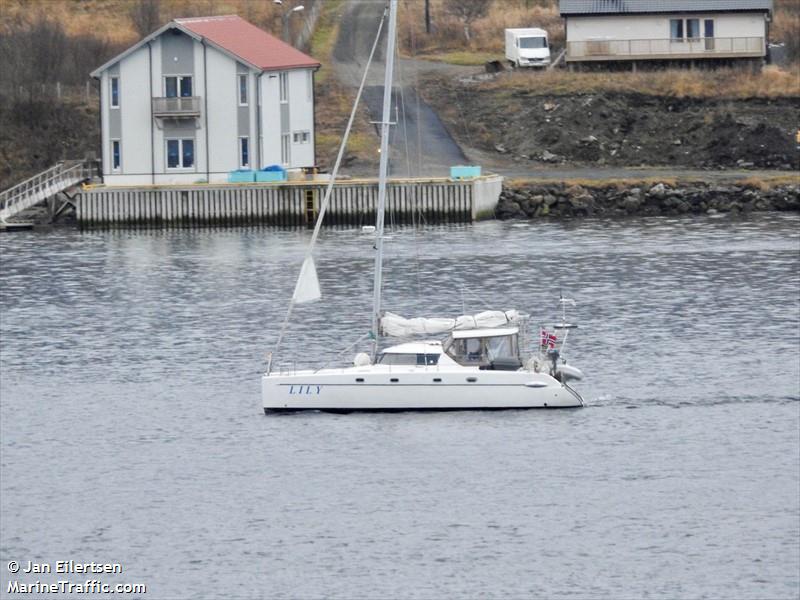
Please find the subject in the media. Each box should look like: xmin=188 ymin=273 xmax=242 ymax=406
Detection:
xmin=567 ymin=36 xmax=765 ymax=60
xmin=152 ymin=96 xmax=201 ymax=117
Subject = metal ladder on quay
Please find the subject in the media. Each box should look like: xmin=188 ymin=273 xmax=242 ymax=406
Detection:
xmin=0 ymin=160 xmax=95 ymax=228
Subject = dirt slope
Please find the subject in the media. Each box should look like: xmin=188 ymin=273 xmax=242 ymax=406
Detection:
xmin=421 ymin=75 xmax=800 ymax=171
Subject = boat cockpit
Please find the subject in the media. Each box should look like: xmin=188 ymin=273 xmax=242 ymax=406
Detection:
xmin=443 ymin=328 xmax=523 ymax=370
xmin=373 ymin=329 xmax=525 ymax=371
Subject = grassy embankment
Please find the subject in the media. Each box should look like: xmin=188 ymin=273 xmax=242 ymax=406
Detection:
xmin=481 ymin=66 xmax=800 ymax=99
xmin=307 ymin=0 xmax=378 ymax=170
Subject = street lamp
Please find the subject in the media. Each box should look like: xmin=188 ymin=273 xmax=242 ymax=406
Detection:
xmin=274 ymin=1 xmax=305 ymax=44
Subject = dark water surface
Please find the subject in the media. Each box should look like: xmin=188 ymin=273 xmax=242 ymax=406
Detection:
xmin=1 ymin=215 xmax=798 ymax=599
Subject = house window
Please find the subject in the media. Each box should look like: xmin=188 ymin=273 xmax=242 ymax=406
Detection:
xmin=281 ymin=133 xmax=291 ymax=165
xmin=307 ymin=70 xmax=312 ymax=102
xmin=111 ymin=140 xmax=121 ymax=171
xmin=166 ymin=139 xmax=194 ymax=169
xmin=238 ymin=74 xmax=248 ymax=106
xmin=279 ymin=72 xmax=288 ymax=103
xmin=704 ymin=19 xmax=716 ymax=50
xmin=670 ymin=19 xmax=684 ymax=41
xmin=686 ymin=19 xmax=700 ymax=40
xmin=110 ymin=77 xmax=120 ymax=108
xmin=165 ymin=75 xmax=192 ymax=98
xmin=239 ymin=137 xmax=250 ymax=168
xmin=293 ymin=131 xmax=310 ymax=144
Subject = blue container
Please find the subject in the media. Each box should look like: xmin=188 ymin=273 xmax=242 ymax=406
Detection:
xmin=228 ymin=169 xmax=255 ymax=183
xmin=256 ymin=164 xmax=287 ymax=182
xmin=450 ymin=165 xmax=482 ymax=180
xmin=255 ymin=170 xmax=286 ymax=182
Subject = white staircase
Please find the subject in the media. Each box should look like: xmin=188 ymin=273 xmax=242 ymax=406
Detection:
xmin=0 ymin=161 xmax=93 ymax=225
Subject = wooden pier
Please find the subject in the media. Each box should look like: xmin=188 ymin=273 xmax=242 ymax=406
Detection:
xmin=75 ymin=176 xmax=502 ymax=228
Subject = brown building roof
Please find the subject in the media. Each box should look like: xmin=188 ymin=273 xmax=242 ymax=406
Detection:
xmin=175 ymin=15 xmax=320 ymax=71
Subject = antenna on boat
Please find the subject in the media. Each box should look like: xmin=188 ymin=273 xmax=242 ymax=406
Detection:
xmin=554 ymin=292 xmax=577 ymax=357
xmin=370 ymin=0 xmax=399 ymax=362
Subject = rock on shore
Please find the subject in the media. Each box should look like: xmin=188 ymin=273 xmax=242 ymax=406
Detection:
xmin=496 ymin=182 xmax=800 ymax=219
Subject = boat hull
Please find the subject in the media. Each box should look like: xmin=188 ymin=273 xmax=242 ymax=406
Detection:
xmin=262 ymin=367 xmax=583 ymax=412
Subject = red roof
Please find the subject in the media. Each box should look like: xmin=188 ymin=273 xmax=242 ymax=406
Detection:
xmin=175 ymin=15 xmax=320 ymax=71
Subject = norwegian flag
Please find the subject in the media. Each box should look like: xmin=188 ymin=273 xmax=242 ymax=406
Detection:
xmin=540 ymin=329 xmax=557 ymax=348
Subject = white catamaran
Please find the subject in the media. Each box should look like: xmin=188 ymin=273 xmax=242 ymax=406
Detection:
xmin=262 ymin=0 xmax=584 ymax=412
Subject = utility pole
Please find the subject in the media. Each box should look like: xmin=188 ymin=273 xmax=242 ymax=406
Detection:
xmin=425 ymin=0 xmax=431 ymax=34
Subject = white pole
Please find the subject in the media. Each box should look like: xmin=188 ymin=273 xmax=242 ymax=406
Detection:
xmin=371 ymin=0 xmax=398 ymax=361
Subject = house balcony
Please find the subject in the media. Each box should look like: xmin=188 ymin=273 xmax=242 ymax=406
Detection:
xmin=566 ymin=37 xmax=765 ymax=62
xmin=152 ymin=96 xmax=201 ymax=118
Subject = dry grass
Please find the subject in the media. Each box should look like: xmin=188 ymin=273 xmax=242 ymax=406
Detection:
xmin=400 ymin=0 xmax=799 ymax=66
xmin=481 ymin=66 xmax=800 ymax=98
xmin=415 ymin=51 xmax=502 ymax=66
xmin=509 ymin=174 xmax=800 ymax=189
xmin=739 ymin=174 xmax=800 ymax=189
xmin=773 ymin=0 xmax=800 ymax=62
xmin=508 ymin=177 xmax=681 ymax=189
xmin=0 ymin=0 xmax=290 ymax=43
xmin=309 ymin=0 xmax=378 ymax=170
xmin=399 ymin=0 xmax=561 ymax=57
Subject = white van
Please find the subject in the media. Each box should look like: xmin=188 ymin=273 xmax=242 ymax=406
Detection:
xmin=505 ymin=28 xmax=550 ymax=68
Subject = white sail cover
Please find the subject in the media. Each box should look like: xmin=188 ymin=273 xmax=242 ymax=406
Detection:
xmin=292 ymin=256 xmax=321 ymax=304
xmin=381 ymin=310 xmax=521 ymax=337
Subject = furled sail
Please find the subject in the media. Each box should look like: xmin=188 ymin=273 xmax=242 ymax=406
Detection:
xmin=381 ymin=310 xmax=521 ymax=337
xmin=292 ymin=256 xmax=321 ymax=304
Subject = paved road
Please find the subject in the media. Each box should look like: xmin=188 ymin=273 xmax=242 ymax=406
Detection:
xmin=332 ymin=0 xmax=468 ymax=177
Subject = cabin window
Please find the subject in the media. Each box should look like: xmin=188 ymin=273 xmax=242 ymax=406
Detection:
xmin=670 ymin=19 xmax=684 ymax=42
xmin=111 ymin=140 xmax=121 ymax=171
xmin=486 ymin=336 xmax=513 ymax=361
xmin=377 ymin=353 xmax=439 ymax=366
xmin=279 ymin=72 xmax=288 ymax=103
xmin=110 ymin=77 xmax=120 ymax=108
xmin=239 ymin=136 xmax=249 ymax=168
xmin=166 ymin=138 xmax=194 ymax=169
xmin=238 ymin=74 xmax=248 ymax=105
xmin=293 ymin=131 xmax=310 ymax=144
xmin=418 ymin=354 xmax=439 ymax=366
xmin=307 ymin=70 xmax=313 ymax=101
xmin=165 ymin=75 xmax=192 ymax=98
xmin=444 ymin=334 xmax=518 ymax=366
xmin=377 ymin=354 xmax=416 ymax=366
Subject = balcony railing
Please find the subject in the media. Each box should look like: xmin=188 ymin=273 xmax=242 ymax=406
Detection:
xmin=567 ymin=36 xmax=765 ymax=61
xmin=152 ymin=96 xmax=201 ymax=118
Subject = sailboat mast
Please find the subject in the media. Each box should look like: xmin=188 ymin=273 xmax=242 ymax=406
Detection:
xmin=371 ymin=0 xmax=398 ymax=361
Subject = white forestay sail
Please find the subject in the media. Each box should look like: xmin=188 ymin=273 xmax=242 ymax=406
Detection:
xmin=292 ymin=256 xmax=321 ymax=304
xmin=381 ymin=310 xmax=522 ymax=337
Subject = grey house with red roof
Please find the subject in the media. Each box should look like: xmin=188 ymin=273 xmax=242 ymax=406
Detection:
xmin=560 ymin=0 xmax=772 ymax=65
xmin=90 ymin=15 xmax=320 ymax=185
